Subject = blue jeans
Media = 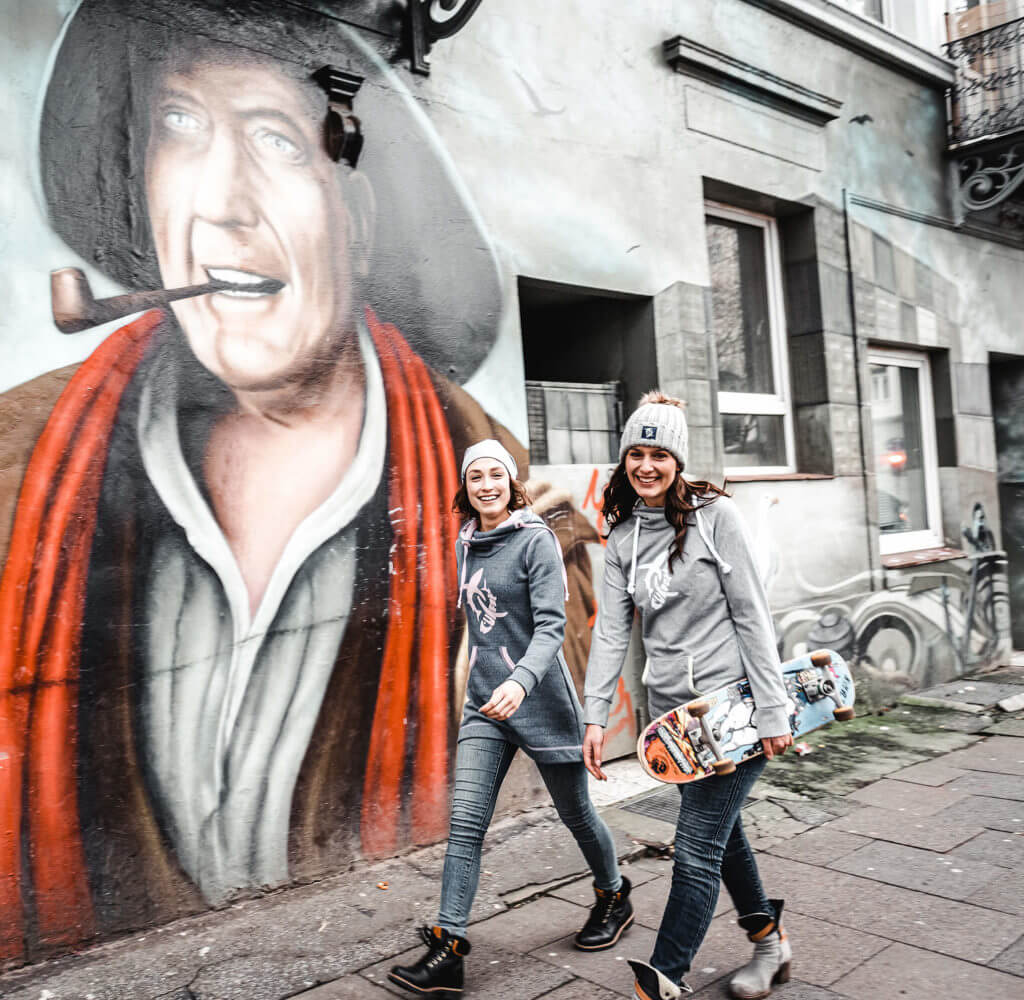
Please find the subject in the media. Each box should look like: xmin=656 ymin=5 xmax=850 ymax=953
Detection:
xmin=650 ymin=757 xmax=773 ymax=985
xmin=438 ymin=737 xmax=621 ymax=936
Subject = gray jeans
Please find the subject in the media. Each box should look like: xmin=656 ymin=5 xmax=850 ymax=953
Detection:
xmin=438 ymin=737 xmax=621 ymax=936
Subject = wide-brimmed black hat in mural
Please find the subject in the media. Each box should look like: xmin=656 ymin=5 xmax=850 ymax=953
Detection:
xmin=38 ymin=0 xmax=500 ymax=382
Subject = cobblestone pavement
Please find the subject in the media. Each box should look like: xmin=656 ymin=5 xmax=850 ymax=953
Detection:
xmin=3 ymin=664 xmax=1023 ymax=1000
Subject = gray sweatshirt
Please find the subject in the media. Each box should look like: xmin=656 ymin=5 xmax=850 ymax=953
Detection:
xmin=583 ymin=497 xmax=790 ymax=740
xmin=456 ymin=509 xmax=585 ymax=763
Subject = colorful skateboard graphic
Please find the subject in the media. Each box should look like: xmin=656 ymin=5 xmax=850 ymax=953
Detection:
xmin=637 ymin=649 xmax=856 ymax=784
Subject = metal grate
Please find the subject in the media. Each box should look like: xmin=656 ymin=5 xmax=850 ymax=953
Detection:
xmin=619 ymin=785 xmax=756 ymax=824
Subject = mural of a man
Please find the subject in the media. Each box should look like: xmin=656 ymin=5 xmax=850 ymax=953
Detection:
xmin=0 ymin=0 xmax=595 ymax=961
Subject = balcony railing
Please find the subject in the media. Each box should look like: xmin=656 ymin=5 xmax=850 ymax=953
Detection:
xmin=946 ymin=16 xmax=1024 ymax=146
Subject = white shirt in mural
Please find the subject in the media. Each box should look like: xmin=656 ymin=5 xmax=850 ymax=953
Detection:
xmin=135 ymin=321 xmax=386 ymax=903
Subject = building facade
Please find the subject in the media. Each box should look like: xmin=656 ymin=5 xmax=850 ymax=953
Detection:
xmin=0 ymin=0 xmax=1020 ymax=964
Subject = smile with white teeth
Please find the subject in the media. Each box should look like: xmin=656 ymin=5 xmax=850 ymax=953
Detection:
xmin=206 ymin=267 xmax=282 ymax=297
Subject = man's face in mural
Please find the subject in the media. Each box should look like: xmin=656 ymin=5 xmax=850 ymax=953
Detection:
xmin=145 ymin=57 xmax=368 ymax=392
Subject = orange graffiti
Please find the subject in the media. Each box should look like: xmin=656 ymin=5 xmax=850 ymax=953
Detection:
xmin=605 ymin=677 xmax=635 ymax=741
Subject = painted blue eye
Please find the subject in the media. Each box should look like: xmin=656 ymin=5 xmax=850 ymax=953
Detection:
xmin=252 ymin=127 xmax=303 ymax=162
xmin=163 ymin=109 xmax=202 ymax=132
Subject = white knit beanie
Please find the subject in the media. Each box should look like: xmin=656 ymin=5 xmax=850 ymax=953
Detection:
xmin=460 ymin=439 xmax=519 ymax=482
xmin=619 ymin=398 xmax=688 ymax=469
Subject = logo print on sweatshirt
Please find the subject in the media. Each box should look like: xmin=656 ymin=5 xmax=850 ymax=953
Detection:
xmin=638 ymin=550 xmax=675 ymax=610
xmin=462 ymin=568 xmax=508 ymax=634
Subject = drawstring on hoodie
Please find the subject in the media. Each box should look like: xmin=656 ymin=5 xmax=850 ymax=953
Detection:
xmin=626 ymin=506 xmax=733 ymax=598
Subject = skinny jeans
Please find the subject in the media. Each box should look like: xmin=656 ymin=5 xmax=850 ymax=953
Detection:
xmin=650 ymin=756 xmax=774 ymax=985
xmin=438 ymin=737 xmax=621 ymax=937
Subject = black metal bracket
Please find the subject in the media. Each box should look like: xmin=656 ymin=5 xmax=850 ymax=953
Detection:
xmin=406 ymin=0 xmax=486 ymax=75
xmin=313 ymin=65 xmax=365 ymax=167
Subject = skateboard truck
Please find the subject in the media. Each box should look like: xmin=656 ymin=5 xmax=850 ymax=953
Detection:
xmin=686 ymin=700 xmax=736 ymax=775
xmin=809 ymin=650 xmax=856 ymax=722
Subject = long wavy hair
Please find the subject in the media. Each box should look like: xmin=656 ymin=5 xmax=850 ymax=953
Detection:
xmin=603 ymin=391 xmax=730 ymax=570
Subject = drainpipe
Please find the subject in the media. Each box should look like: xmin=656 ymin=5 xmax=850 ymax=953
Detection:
xmin=842 ymin=187 xmax=879 ymax=594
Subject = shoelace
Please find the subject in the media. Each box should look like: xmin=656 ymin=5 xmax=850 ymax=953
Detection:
xmin=595 ymin=891 xmax=619 ymax=924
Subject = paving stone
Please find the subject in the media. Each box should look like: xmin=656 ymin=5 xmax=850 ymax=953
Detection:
xmin=819 ymin=805 xmax=982 ymax=853
xmin=889 ymin=758 xmax=967 ymax=786
xmin=362 ymin=942 xmax=573 ymax=999
xmin=529 ymin=924 xmax=660 ymax=993
xmin=950 ymin=829 xmax=1024 ymax=869
xmin=983 ymin=719 xmax=1024 ymax=737
xmin=780 ymin=910 xmax=888 ymax=986
xmin=754 ymin=855 xmax=1020 ymax=963
xmin=966 ymin=869 xmax=1024 ymax=914
xmin=471 ymin=896 xmax=592 ymax=953
xmin=301 ymin=977 xmax=401 ymax=998
xmin=940 ymin=736 xmax=1024 ymax=775
xmin=766 ymin=797 xmax=840 ymax=827
xmin=931 ymin=793 xmax=1024 ymax=833
xmin=990 ymin=934 xmax=1024 ymax=977
xmin=846 ymin=778 xmax=967 ymax=815
xmin=757 ymin=986 xmax=848 ymax=1000
xmin=827 ymin=839 xmax=1006 ymax=900
xmin=540 ymin=977 xmax=629 ymax=999
xmin=903 ymin=680 xmax=1024 ymax=710
xmin=945 ymin=770 xmax=1024 ymax=801
xmin=833 ymin=941 xmax=1024 ymax=1000
xmin=766 ymin=827 xmax=870 ymax=867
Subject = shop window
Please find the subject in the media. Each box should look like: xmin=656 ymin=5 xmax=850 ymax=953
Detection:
xmin=706 ymin=203 xmax=795 ymax=475
xmin=868 ymin=347 xmax=944 ymax=553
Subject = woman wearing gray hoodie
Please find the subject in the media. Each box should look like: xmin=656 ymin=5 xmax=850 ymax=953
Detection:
xmin=583 ymin=392 xmax=793 ymax=1000
xmin=389 ymin=440 xmax=632 ymax=1000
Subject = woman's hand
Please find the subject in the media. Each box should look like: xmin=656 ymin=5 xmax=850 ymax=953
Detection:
xmin=480 ymin=680 xmax=526 ymax=721
xmin=761 ymin=733 xmax=793 ymax=760
xmin=583 ymin=724 xmax=608 ymax=781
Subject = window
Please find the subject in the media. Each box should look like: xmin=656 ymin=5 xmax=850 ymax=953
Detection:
xmin=868 ymin=348 xmax=943 ymax=553
xmin=526 ymin=380 xmax=622 ymax=465
xmin=706 ymin=203 xmax=795 ymax=475
xmin=840 ymin=0 xmax=888 ymax=23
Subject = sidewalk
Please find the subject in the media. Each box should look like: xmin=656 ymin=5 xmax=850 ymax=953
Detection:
xmin=2 ymin=664 xmax=1023 ymax=1000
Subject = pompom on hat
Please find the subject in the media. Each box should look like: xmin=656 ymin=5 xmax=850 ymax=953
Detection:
xmin=460 ymin=439 xmax=519 ymax=482
xmin=619 ymin=391 xmax=688 ymax=469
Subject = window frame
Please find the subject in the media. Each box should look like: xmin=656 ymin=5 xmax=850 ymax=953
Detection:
xmin=868 ymin=346 xmax=944 ymax=555
xmin=705 ymin=200 xmax=796 ymax=476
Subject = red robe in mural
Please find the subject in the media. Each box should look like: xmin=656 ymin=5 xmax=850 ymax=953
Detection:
xmin=0 ymin=309 xmax=596 ymax=962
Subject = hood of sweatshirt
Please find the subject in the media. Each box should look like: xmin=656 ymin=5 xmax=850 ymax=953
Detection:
xmin=456 ymin=508 xmax=568 ymax=607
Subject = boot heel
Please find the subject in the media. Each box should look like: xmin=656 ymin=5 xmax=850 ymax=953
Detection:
xmin=772 ymin=961 xmax=791 ymax=985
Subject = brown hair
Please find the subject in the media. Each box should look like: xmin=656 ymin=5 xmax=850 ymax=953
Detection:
xmin=603 ymin=390 xmax=728 ymax=570
xmin=452 ymin=478 xmax=532 ymax=521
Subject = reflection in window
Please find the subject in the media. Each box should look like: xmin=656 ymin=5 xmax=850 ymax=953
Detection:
xmin=706 ymin=204 xmax=793 ymax=474
xmin=526 ymin=380 xmax=622 ymax=465
xmin=869 ymin=349 xmax=942 ymax=554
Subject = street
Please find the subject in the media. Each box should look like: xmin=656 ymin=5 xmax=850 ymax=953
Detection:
xmin=3 ymin=660 xmax=1023 ymax=1000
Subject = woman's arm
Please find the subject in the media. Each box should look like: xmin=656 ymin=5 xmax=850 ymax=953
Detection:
xmin=506 ymin=529 xmax=568 ymax=697
xmin=710 ymin=499 xmax=791 ymax=740
xmin=582 ymin=534 xmax=635 ymax=729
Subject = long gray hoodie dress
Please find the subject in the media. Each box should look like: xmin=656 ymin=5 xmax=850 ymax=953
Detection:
xmin=456 ymin=509 xmax=585 ymax=763
xmin=584 ymin=497 xmax=790 ymax=740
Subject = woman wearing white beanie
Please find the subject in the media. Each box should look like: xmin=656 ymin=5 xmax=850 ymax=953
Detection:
xmin=582 ymin=392 xmax=793 ymax=1000
xmin=389 ymin=440 xmax=632 ymax=999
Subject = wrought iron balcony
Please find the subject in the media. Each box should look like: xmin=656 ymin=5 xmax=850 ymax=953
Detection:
xmin=946 ymin=15 xmax=1024 ymax=147
xmin=945 ymin=15 xmax=1024 ymax=239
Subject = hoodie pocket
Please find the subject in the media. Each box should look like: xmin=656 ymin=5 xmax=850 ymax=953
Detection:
xmin=499 ymin=646 xmax=517 ymax=672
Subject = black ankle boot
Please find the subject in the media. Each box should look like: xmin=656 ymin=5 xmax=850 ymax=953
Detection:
xmin=574 ymin=875 xmax=634 ymax=950
xmin=388 ymin=925 xmax=471 ymax=998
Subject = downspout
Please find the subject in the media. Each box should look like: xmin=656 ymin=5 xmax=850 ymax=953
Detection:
xmin=842 ymin=187 xmax=879 ymax=594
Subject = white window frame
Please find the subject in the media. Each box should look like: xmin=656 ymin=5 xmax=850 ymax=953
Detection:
xmin=868 ymin=346 xmax=944 ymax=555
xmin=705 ymin=201 xmax=796 ymax=476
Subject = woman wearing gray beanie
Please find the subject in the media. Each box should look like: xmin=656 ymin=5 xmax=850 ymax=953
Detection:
xmin=389 ymin=439 xmax=632 ymax=1000
xmin=582 ymin=393 xmax=793 ymax=1000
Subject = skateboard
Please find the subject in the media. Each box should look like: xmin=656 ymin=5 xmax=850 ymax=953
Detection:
xmin=637 ymin=648 xmax=856 ymax=783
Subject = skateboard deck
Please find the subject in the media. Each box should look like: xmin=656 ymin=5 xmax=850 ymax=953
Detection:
xmin=637 ymin=648 xmax=856 ymax=784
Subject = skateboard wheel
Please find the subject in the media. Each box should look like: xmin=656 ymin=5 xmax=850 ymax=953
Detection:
xmin=833 ymin=706 xmax=855 ymax=722
xmin=809 ymin=649 xmax=832 ymax=667
xmin=712 ymin=759 xmax=736 ymax=775
xmin=687 ymin=700 xmax=711 ymax=719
